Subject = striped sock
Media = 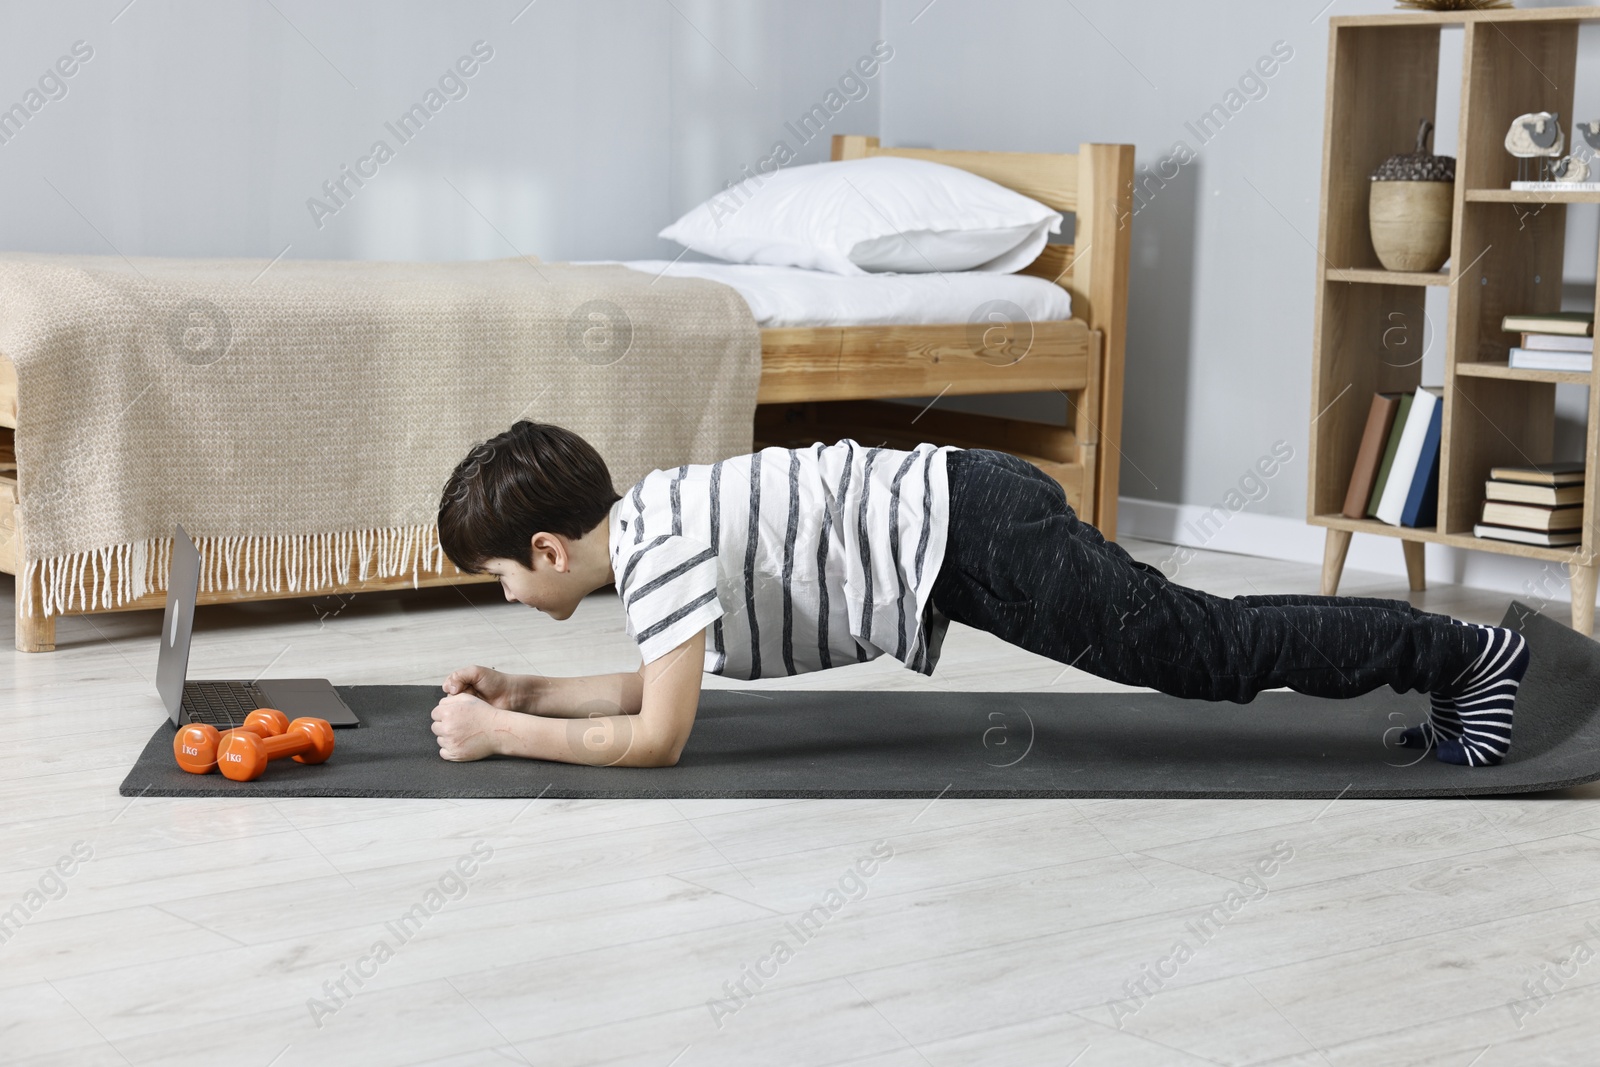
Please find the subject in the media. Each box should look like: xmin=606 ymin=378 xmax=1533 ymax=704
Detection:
xmin=1397 ymin=616 xmax=1469 ymax=752
xmin=1397 ymin=694 xmax=1465 ymax=750
xmin=1425 ymin=623 xmax=1528 ymax=766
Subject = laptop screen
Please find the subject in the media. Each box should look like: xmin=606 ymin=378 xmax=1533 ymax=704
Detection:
xmin=154 ymin=525 xmax=202 ymax=724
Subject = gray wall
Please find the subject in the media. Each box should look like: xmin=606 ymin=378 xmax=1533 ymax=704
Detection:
xmin=0 ymin=0 xmax=884 ymax=262
xmin=3 ymin=0 xmax=1592 ymax=526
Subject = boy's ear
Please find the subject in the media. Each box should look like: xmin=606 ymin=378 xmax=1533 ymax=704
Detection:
xmin=529 ymin=531 xmax=569 ymax=572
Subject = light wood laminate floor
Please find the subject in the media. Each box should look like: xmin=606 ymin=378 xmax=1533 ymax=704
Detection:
xmin=3 ymin=537 xmax=1598 ymax=1066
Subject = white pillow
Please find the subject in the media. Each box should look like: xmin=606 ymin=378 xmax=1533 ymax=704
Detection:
xmin=659 ymin=156 xmax=1063 ymax=275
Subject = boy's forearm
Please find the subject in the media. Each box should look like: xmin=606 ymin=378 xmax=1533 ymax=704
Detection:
xmin=490 ymin=706 xmax=679 ymax=767
xmin=524 ymin=672 xmax=644 ymax=717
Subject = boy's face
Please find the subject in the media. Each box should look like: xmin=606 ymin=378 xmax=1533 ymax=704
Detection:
xmin=482 ymin=533 xmax=585 ymax=620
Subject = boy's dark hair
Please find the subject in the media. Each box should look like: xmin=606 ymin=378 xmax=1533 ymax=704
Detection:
xmin=437 ymin=421 xmax=622 ymax=573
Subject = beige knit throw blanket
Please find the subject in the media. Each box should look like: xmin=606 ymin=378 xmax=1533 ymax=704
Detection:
xmin=0 ymin=253 xmax=760 ymax=616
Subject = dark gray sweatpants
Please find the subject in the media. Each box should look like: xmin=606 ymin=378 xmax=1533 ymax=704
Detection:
xmin=929 ymin=448 xmax=1480 ymax=703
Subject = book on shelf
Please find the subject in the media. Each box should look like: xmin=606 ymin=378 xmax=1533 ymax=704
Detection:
xmin=1366 ymin=391 xmax=1413 ymax=518
xmin=1480 ymin=501 xmax=1584 ymax=531
xmin=1509 ymin=180 xmax=1600 ymax=192
xmin=1485 ymin=480 xmax=1585 ymax=507
xmin=1473 ymin=523 xmax=1583 ymax=547
xmin=1400 ymin=391 xmax=1443 ymax=528
xmin=1342 ymin=391 xmax=1405 ymax=519
xmin=1490 ymin=461 xmax=1586 ymax=487
xmin=1376 ymin=385 xmax=1442 ymax=527
xmin=1500 ymin=311 xmax=1594 ymax=337
xmin=1521 ymin=332 xmax=1593 ymax=353
xmin=1508 ymin=347 xmax=1593 ymax=372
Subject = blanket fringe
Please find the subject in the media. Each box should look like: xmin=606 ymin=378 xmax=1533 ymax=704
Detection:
xmin=21 ymin=525 xmax=451 ymax=617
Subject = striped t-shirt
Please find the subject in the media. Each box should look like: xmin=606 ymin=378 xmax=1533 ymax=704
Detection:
xmin=608 ymin=439 xmax=958 ymax=679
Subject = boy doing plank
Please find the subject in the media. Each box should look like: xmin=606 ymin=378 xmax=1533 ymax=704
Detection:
xmin=430 ymin=422 xmax=1526 ymax=769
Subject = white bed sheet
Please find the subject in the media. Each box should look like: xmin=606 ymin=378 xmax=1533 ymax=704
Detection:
xmin=591 ymin=259 xmax=1073 ymax=329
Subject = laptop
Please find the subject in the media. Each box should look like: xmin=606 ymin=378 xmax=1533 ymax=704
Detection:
xmin=155 ymin=524 xmax=361 ymax=728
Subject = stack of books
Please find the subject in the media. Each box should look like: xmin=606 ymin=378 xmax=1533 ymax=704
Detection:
xmin=1474 ymin=462 xmax=1587 ymax=547
xmin=1502 ymin=312 xmax=1593 ymax=373
xmin=1341 ymin=384 xmax=1443 ymax=527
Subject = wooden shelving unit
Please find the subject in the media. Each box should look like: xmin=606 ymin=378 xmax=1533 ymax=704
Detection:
xmin=1308 ymin=6 xmax=1600 ymax=635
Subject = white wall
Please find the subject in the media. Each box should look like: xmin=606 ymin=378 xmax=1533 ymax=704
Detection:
xmin=0 ymin=0 xmax=884 ymax=262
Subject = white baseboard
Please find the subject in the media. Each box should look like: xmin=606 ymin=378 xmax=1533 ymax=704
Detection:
xmin=1115 ymin=496 xmax=1579 ymax=607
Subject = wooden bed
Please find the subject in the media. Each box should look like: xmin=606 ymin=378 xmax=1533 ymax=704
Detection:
xmin=0 ymin=134 xmax=1133 ymax=652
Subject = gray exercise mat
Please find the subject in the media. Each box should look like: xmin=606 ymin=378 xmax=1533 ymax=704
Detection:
xmin=120 ymin=601 xmax=1600 ymax=799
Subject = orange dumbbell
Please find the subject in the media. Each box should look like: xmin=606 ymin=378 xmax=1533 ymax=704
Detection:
xmin=173 ymin=708 xmax=291 ymax=774
xmin=217 ymin=717 xmax=335 ymax=782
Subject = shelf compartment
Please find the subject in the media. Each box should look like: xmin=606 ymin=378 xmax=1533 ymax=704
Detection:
xmin=1316 ymin=23 xmax=1443 ymax=274
xmin=1324 ymin=267 xmax=1450 ymax=286
xmin=1457 ymin=20 xmax=1578 ymax=193
xmin=1450 ymin=204 xmax=1567 ymax=362
xmin=1455 ymin=361 xmax=1593 ymax=385
xmin=1308 ymin=281 xmax=1428 ymax=517
xmin=1440 ymin=375 xmax=1559 ymax=537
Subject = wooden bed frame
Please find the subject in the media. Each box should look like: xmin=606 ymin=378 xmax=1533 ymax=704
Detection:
xmin=0 ymin=134 xmax=1133 ymax=652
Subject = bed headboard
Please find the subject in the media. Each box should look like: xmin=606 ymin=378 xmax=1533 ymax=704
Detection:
xmin=829 ymin=133 xmax=1135 ymax=539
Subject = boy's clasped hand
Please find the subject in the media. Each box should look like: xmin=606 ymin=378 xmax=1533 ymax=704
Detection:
xmin=430 ymin=665 xmax=533 ymax=762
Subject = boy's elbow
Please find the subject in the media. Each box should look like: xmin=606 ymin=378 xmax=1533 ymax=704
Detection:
xmin=650 ymin=735 xmax=687 ymax=767
xmin=619 ymin=730 xmax=686 ymax=768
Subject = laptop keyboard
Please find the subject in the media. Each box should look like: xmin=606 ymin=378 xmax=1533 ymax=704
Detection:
xmin=182 ymin=681 xmax=266 ymax=727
